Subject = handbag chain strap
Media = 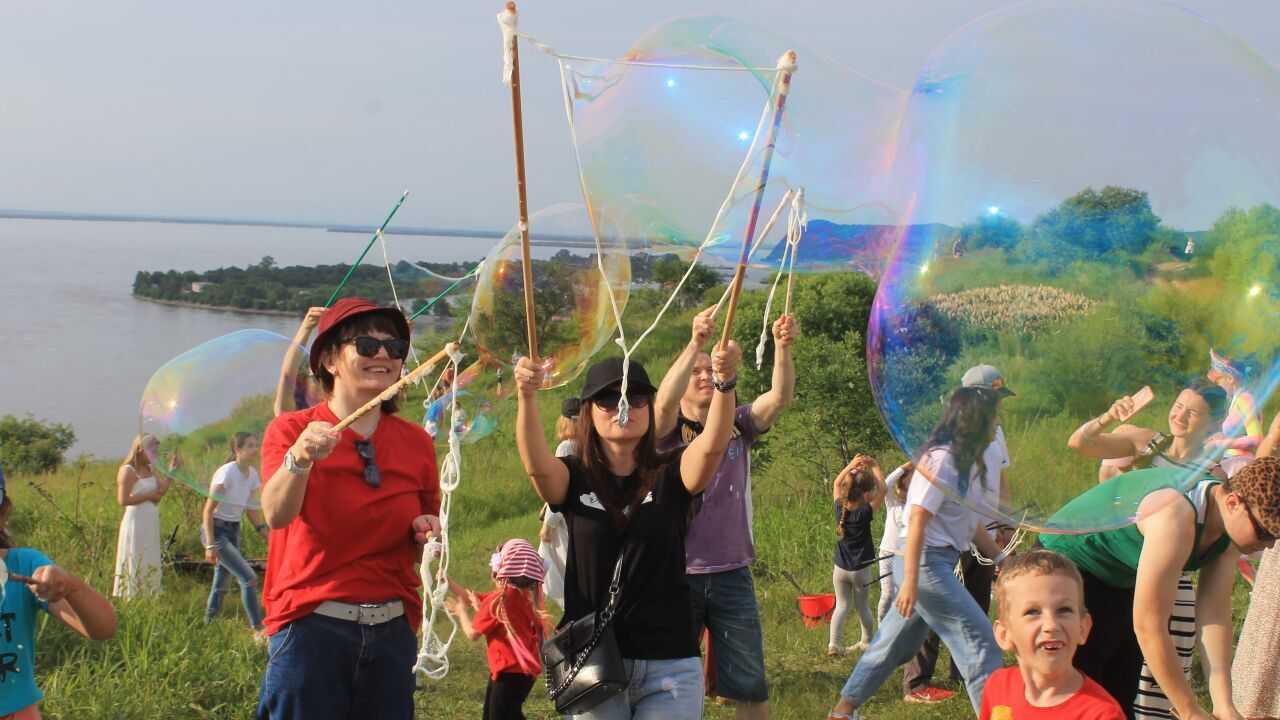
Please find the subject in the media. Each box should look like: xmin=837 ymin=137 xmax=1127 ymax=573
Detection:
xmin=545 ymin=550 xmax=625 ymax=699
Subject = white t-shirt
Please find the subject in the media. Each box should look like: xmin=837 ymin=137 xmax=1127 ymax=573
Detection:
xmin=879 ymin=466 xmax=909 ymax=554
xmin=903 ymin=443 xmax=1001 ymax=551
xmin=210 ymin=461 xmax=261 ymax=521
xmin=972 ymin=426 xmax=1011 ymax=539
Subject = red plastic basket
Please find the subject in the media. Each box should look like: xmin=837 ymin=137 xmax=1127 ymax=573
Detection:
xmin=796 ymin=593 xmax=836 ymax=628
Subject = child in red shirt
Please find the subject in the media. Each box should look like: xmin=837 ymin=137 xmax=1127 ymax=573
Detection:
xmin=449 ymin=539 xmax=548 ymax=720
xmin=981 ymin=550 xmax=1125 ymax=720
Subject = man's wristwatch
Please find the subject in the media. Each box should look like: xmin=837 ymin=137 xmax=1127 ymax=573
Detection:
xmin=283 ymin=450 xmax=312 ymax=474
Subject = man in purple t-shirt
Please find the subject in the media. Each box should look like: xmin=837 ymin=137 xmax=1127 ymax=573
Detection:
xmin=654 ymin=306 xmax=797 ymax=720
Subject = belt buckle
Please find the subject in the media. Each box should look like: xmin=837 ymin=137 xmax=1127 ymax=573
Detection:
xmin=356 ymin=602 xmax=387 ymax=625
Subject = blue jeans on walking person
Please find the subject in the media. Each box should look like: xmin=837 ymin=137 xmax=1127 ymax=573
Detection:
xmin=256 ymin=613 xmax=417 ymax=720
xmin=839 ymin=547 xmax=1002 ymax=713
xmin=205 ymin=519 xmax=264 ymax=629
xmin=687 ymin=566 xmax=769 ymax=702
xmin=569 ymin=656 xmax=703 ymax=720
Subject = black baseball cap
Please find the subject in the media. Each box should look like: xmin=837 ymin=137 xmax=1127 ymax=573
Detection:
xmin=578 ymin=357 xmax=657 ymax=401
xmin=561 ymin=397 xmax=582 ymax=419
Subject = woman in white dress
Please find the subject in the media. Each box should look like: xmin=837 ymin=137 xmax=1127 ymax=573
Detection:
xmin=112 ymin=433 xmax=173 ymax=599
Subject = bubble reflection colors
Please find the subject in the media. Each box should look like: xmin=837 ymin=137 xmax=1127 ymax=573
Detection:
xmin=870 ymin=0 xmax=1280 ymax=533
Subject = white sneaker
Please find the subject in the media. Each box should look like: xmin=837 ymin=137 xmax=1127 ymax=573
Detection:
xmin=825 ymin=709 xmax=864 ymax=720
xmin=847 ymin=640 xmax=870 ymax=653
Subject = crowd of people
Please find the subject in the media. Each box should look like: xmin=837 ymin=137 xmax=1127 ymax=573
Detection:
xmin=1 ymin=296 xmax=1277 ymax=720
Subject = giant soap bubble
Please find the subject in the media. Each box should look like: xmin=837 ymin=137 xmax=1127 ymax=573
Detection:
xmin=559 ymin=16 xmax=907 ymax=277
xmin=871 ymin=0 xmax=1280 ymax=533
xmin=469 ymin=203 xmax=630 ymax=388
xmin=141 ymin=329 xmax=319 ymax=505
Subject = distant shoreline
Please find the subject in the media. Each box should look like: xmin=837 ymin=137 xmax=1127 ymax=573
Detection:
xmin=131 ymin=293 xmax=300 ymax=318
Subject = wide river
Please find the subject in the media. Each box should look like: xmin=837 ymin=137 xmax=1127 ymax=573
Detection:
xmin=0 ymin=218 xmax=491 ymax=459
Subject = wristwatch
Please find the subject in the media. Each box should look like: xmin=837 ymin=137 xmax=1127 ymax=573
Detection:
xmin=283 ymin=450 xmax=312 ymax=474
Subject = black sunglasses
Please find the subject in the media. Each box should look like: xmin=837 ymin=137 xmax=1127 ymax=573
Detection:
xmin=354 ymin=439 xmax=381 ymax=488
xmin=1243 ymin=500 xmax=1276 ymax=543
xmin=342 ymin=336 xmax=410 ymax=360
xmin=590 ymin=391 xmax=652 ymax=412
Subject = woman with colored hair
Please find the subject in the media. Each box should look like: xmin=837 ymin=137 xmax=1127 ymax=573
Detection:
xmin=1206 ymin=348 xmax=1264 ymax=478
xmin=112 ymin=433 xmax=173 ymax=599
xmin=514 ymin=344 xmax=741 ymax=720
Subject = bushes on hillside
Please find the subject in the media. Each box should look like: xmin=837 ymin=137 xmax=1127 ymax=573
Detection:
xmin=0 ymin=415 xmax=76 ymax=475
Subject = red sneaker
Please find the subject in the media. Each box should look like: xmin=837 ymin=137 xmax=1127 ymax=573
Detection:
xmin=904 ymin=687 xmax=957 ymax=703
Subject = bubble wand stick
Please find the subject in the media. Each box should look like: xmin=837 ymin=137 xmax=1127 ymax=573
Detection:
xmin=324 ymin=190 xmax=410 ymax=308
xmin=717 ymin=51 xmax=797 ymax=350
xmin=332 ymin=343 xmax=459 ymax=432
xmin=498 ymin=2 xmax=540 ymax=364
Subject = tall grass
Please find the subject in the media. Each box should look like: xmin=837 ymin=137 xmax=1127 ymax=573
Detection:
xmin=7 ymin=291 xmax=1249 ymax=719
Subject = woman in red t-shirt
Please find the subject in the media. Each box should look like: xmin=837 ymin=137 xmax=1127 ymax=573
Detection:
xmin=256 ymin=298 xmax=442 ymax=720
xmin=448 ymin=539 xmax=548 ymax=720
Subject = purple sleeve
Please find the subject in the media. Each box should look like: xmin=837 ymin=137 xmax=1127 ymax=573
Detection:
xmin=736 ymin=403 xmax=765 ymax=447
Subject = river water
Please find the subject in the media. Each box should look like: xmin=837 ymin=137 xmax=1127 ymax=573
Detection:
xmin=0 ymin=219 xmax=490 ymax=459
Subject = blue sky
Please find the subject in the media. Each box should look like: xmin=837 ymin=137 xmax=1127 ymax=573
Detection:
xmin=2 ymin=1 xmax=1277 ymax=231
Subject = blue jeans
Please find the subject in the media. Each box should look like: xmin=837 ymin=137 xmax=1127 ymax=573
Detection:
xmin=569 ymin=656 xmax=703 ymax=720
xmin=256 ymin=613 xmax=417 ymax=720
xmin=687 ymin=566 xmax=769 ymax=702
xmin=204 ymin=519 xmax=264 ymax=629
xmin=840 ymin=547 xmax=1001 ymax=713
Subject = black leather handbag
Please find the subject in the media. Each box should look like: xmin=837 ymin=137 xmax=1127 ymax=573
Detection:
xmin=542 ymin=552 xmax=628 ymax=714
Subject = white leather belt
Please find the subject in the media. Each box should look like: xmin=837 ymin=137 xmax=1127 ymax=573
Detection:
xmin=313 ymin=600 xmax=405 ymax=626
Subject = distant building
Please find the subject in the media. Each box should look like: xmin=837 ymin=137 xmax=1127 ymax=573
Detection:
xmin=190 ymin=282 xmax=212 ymax=293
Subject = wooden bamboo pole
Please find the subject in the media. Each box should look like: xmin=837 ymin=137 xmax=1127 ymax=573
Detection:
xmin=718 ymin=51 xmax=797 ymax=350
xmin=502 ymin=2 xmax=540 ymax=362
xmin=333 ymin=343 xmax=458 ymax=432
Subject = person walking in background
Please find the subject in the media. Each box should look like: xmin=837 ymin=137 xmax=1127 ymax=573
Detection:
xmin=112 ymin=433 xmax=174 ymax=599
xmin=0 ymin=470 xmax=117 ymax=718
xmin=257 ymin=298 xmax=441 ymax=720
xmin=876 ymin=461 xmax=913 ymax=623
xmin=652 ymin=306 xmax=797 ymax=720
xmin=273 ymin=306 xmax=325 ymax=417
xmin=827 ymin=387 xmax=1008 ymax=719
xmin=828 ymin=455 xmax=886 ymax=657
xmin=539 ymin=397 xmax=580 ymax=610
xmin=514 ymin=346 xmax=741 ymax=720
xmin=1206 ymin=349 xmax=1264 ymax=478
xmin=902 ymin=364 xmax=1014 ymax=705
xmin=202 ymin=431 xmax=269 ymax=634
xmin=447 ymin=539 xmax=549 ymax=720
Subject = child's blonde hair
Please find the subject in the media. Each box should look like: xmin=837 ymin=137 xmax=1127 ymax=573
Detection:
xmin=554 ymin=415 xmax=576 ymax=442
xmin=994 ymin=549 xmax=1085 ymax=619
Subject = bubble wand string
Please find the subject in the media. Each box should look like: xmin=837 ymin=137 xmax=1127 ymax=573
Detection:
xmin=718 ymin=50 xmax=797 ymax=351
xmin=324 ymin=190 xmax=410 ymax=308
xmin=406 ymin=264 xmax=484 ymax=322
xmin=332 ymin=343 xmax=458 ymax=432
xmin=499 ymin=2 xmax=540 ymax=363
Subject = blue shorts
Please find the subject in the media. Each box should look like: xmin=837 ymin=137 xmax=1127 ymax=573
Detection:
xmin=687 ymin=566 xmax=769 ymax=702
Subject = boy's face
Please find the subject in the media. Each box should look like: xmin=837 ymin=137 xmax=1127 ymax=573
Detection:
xmin=994 ymin=572 xmax=1091 ymax=677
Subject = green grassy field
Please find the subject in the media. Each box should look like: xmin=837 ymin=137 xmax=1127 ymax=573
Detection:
xmin=8 ymin=291 xmax=1257 ymax=719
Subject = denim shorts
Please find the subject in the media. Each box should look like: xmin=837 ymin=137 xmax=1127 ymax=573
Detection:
xmin=569 ymin=656 xmax=703 ymax=720
xmin=687 ymin=566 xmax=769 ymax=702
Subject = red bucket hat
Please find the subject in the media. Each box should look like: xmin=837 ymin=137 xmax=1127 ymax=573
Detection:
xmin=309 ymin=298 xmax=410 ymax=376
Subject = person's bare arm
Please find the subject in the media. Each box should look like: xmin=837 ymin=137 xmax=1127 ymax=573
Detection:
xmin=749 ymin=313 xmax=797 ymax=431
xmin=654 ymin=306 xmax=716 ymax=439
xmin=261 ymin=421 xmax=339 ymax=528
xmin=514 ymin=357 xmax=570 ymax=505
xmin=1196 ymin=547 xmax=1242 ymax=719
xmin=116 ymin=465 xmax=160 ymax=506
xmin=1258 ymin=411 xmax=1280 ymax=458
xmin=1068 ymin=396 xmax=1153 ymax=459
xmin=1133 ymin=495 xmax=1204 ymax=719
xmin=31 ymin=566 xmax=117 ymax=640
xmin=446 ymin=595 xmax=482 ymax=642
xmin=681 ymin=342 xmax=742 ymax=494
xmin=274 ymin=306 xmax=324 ymax=417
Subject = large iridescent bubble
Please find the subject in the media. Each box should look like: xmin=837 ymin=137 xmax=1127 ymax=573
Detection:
xmin=469 ymin=203 xmax=630 ymax=389
xmin=558 ymin=16 xmax=906 ymax=277
xmin=141 ymin=329 xmax=319 ymax=506
xmin=871 ymin=0 xmax=1280 ymax=533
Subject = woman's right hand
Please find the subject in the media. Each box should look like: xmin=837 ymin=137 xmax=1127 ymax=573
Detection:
xmin=204 ymin=546 xmax=220 ymax=565
xmin=895 ymin=577 xmax=919 ymax=619
xmin=1099 ymin=395 xmax=1136 ymax=426
xmin=291 ymin=421 xmax=340 ymax=465
xmin=513 ymin=356 xmax=545 ymax=398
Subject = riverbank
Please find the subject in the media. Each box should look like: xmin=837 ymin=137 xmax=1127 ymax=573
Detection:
xmin=130 ymin=293 xmax=301 ymax=318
